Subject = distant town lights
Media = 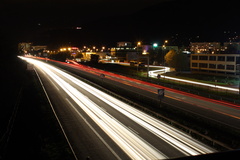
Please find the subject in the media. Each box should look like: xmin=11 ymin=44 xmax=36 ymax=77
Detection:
xmin=142 ymin=50 xmax=148 ymax=55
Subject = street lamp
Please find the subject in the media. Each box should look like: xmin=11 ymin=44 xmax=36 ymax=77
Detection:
xmin=136 ymin=41 xmax=142 ymax=72
xmin=163 ymin=40 xmax=168 ymax=76
xmin=153 ymin=43 xmax=158 ymax=48
xmin=237 ymin=64 xmax=240 ymax=94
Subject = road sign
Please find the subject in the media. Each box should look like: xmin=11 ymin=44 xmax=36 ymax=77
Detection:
xmin=157 ymin=89 xmax=165 ymax=99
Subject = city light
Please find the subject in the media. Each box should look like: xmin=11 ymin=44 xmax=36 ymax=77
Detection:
xmin=153 ymin=43 xmax=158 ymax=48
xmin=142 ymin=50 xmax=148 ymax=55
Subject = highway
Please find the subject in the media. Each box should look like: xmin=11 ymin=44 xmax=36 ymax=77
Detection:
xmin=108 ymin=61 xmax=239 ymax=93
xmin=148 ymin=68 xmax=239 ymax=93
xmin=20 ymin=57 xmax=215 ymax=159
xmin=49 ymin=58 xmax=240 ymax=130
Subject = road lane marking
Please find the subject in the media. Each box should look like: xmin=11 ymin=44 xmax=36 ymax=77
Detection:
xmin=33 ymin=68 xmax=78 ymax=160
xmin=128 ymin=127 xmax=139 ymax=135
xmin=65 ymin=98 xmax=123 ymax=160
xmin=46 ymin=75 xmax=60 ymax=91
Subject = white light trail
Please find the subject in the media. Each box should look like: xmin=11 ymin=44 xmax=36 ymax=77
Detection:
xmin=149 ymin=69 xmax=239 ymax=92
xmin=20 ymin=57 xmax=216 ymax=159
xmin=20 ymin=56 xmax=167 ymax=160
xmin=54 ymin=67 xmax=215 ymax=156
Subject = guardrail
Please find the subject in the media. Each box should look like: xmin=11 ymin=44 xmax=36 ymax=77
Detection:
xmin=45 ymin=60 xmax=238 ymax=151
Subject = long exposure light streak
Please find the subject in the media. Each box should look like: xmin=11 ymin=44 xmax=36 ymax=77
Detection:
xmin=20 ymin=57 xmax=215 ymax=159
xmin=149 ymin=69 xmax=238 ymax=92
xmin=50 ymin=64 xmax=215 ymax=156
xmin=20 ymin=56 xmax=167 ymax=159
xmin=100 ymin=61 xmax=238 ymax=93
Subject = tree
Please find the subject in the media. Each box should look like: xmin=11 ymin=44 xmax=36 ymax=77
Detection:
xmin=165 ymin=49 xmax=177 ymax=68
xmin=148 ymin=48 xmax=164 ymax=65
xmin=165 ymin=49 xmax=189 ymax=71
xmin=90 ymin=54 xmax=99 ymax=63
xmin=175 ymin=53 xmax=189 ymax=72
xmin=49 ymin=51 xmax=71 ymax=62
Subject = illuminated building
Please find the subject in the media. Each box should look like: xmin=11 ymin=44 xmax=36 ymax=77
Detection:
xmin=191 ymin=54 xmax=240 ymax=77
xmin=190 ymin=42 xmax=240 ymax=54
xmin=111 ymin=42 xmax=137 ymax=62
xmin=18 ymin=42 xmax=32 ymax=54
xmin=190 ymin=42 xmax=223 ymax=54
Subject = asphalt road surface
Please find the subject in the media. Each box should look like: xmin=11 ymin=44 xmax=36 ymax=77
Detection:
xmin=51 ymin=58 xmax=240 ymax=130
xmin=20 ymin=57 xmax=216 ymax=160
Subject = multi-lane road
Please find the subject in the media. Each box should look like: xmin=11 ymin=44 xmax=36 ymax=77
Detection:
xmin=50 ymin=57 xmax=240 ymax=130
xmin=20 ymin=57 xmax=218 ymax=159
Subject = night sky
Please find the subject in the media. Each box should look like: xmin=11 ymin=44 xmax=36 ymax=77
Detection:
xmin=1 ymin=0 xmax=239 ymax=52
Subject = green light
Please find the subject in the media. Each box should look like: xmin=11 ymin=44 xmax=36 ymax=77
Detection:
xmin=153 ymin=43 xmax=158 ymax=48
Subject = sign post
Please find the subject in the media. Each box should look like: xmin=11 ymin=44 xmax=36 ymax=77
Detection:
xmin=157 ymin=89 xmax=165 ymax=107
xmin=157 ymin=74 xmax=161 ymax=84
xmin=100 ymin=73 xmax=105 ymax=85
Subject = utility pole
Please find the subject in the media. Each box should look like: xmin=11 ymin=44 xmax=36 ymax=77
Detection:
xmin=162 ymin=40 xmax=168 ymax=76
xmin=237 ymin=64 xmax=240 ymax=94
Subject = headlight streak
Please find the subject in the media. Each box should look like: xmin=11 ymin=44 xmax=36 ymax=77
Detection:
xmin=54 ymin=67 xmax=214 ymax=156
xmin=149 ymin=70 xmax=238 ymax=92
xmin=20 ymin=57 xmax=167 ymax=160
xmin=40 ymin=59 xmax=214 ymax=156
xmin=20 ymin=57 xmax=215 ymax=158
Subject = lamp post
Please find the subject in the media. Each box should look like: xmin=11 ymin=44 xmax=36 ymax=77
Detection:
xmin=153 ymin=43 xmax=158 ymax=49
xmin=137 ymin=41 xmax=141 ymax=46
xmin=136 ymin=41 xmax=141 ymax=72
xmin=237 ymin=64 xmax=240 ymax=94
xmin=142 ymin=50 xmax=149 ymax=78
xmin=163 ymin=40 xmax=168 ymax=76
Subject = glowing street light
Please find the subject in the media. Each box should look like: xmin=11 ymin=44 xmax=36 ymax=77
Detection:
xmin=153 ymin=43 xmax=158 ymax=48
xmin=163 ymin=40 xmax=168 ymax=75
xmin=137 ymin=41 xmax=141 ymax=46
xmin=142 ymin=50 xmax=148 ymax=55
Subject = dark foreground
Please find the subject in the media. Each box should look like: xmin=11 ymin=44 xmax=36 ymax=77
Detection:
xmin=0 ymin=56 xmax=74 ymax=160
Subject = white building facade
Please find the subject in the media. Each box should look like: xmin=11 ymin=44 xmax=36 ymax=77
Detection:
xmin=191 ymin=54 xmax=240 ymax=77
